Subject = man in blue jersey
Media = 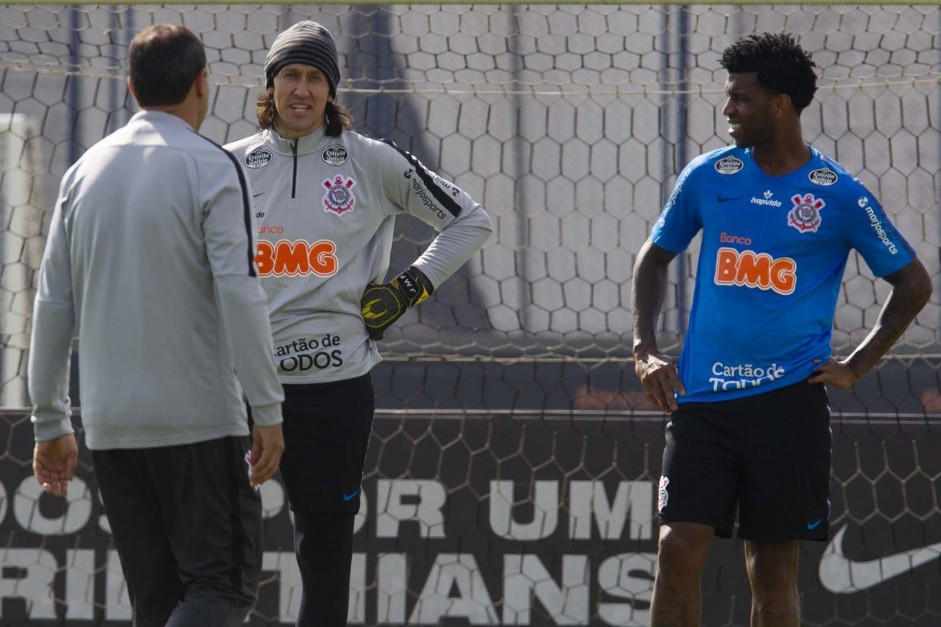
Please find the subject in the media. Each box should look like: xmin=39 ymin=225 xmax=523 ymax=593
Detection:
xmin=631 ymin=33 xmax=931 ymax=627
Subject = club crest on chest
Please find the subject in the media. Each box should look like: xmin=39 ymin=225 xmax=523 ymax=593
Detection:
xmin=322 ymin=175 xmax=356 ymax=215
xmin=787 ymin=193 xmax=825 ymax=234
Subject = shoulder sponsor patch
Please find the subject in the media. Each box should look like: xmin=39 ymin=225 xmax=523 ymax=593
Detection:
xmin=245 ymin=148 xmax=272 ymax=169
xmin=322 ymin=143 xmax=349 ymax=166
xmin=859 ymin=196 xmax=899 ymax=254
xmin=322 ymin=175 xmax=356 ymax=215
xmin=808 ymin=167 xmax=838 ymax=186
xmin=715 ymin=155 xmax=744 ymax=175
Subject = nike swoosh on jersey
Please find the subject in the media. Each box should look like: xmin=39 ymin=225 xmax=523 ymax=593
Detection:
xmin=716 ymin=194 xmax=744 ymax=203
xmin=818 ymin=525 xmax=941 ymax=593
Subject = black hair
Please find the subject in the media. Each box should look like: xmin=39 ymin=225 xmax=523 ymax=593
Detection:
xmin=719 ymin=32 xmax=818 ymax=114
xmin=128 ymin=24 xmax=206 ymax=107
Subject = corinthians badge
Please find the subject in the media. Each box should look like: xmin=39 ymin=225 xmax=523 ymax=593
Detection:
xmin=787 ymin=193 xmax=825 ymax=233
xmin=322 ymin=175 xmax=356 ymax=215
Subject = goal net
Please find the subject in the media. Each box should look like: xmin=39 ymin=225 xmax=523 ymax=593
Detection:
xmin=0 ymin=3 xmax=939 ymax=626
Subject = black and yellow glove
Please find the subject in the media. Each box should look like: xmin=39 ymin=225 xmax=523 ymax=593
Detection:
xmin=361 ymin=266 xmax=434 ymax=340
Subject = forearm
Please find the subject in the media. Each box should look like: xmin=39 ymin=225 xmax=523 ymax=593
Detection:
xmin=215 ymin=275 xmax=285 ymax=425
xmin=412 ymin=212 xmax=492 ymax=288
xmin=845 ymin=259 xmax=932 ymax=377
xmin=631 ymin=240 xmax=673 ymax=356
xmin=28 ymin=300 xmax=76 ymax=441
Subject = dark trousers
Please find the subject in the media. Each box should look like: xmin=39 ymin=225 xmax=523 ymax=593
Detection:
xmin=294 ymin=511 xmax=356 ymax=627
xmin=280 ymin=373 xmax=375 ymax=627
xmin=92 ymin=436 xmax=263 ymax=627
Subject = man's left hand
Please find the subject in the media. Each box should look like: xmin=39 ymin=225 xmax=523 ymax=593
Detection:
xmin=33 ymin=434 xmax=78 ymax=497
xmin=808 ymin=358 xmax=859 ymax=389
xmin=361 ymin=266 xmax=433 ymax=340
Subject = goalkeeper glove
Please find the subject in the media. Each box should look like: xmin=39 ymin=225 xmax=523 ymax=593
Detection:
xmin=361 ymin=266 xmax=434 ymax=340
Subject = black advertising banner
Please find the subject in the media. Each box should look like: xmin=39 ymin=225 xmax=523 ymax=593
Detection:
xmin=2 ymin=408 xmax=941 ymax=626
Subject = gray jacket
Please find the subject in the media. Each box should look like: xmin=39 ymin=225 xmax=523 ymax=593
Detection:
xmin=225 ymin=127 xmax=492 ymax=384
xmin=30 ymin=111 xmax=283 ymax=449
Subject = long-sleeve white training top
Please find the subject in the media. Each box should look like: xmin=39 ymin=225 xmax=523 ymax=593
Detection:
xmin=225 ymin=126 xmax=493 ymax=384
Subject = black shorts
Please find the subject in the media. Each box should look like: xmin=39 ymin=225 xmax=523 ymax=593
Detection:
xmin=278 ymin=372 xmax=375 ymax=514
xmin=659 ymin=380 xmax=831 ymax=541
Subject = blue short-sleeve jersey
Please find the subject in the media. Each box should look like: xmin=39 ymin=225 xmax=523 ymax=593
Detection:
xmin=652 ymin=145 xmax=915 ymax=403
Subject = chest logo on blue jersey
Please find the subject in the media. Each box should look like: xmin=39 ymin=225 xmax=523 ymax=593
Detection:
xmin=716 ymin=248 xmax=796 ymax=295
xmin=322 ymin=175 xmax=356 ymax=215
xmin=787 ymin=193 xmax=825 ymax=234
xmin=808 ymin=167 xmax=838 ymax=186
xmin=751 ymin=189 xmax=783 ymax=208
xmin=715 ymin=156 xmax=744 ymax=175
xmin=322 ymin=144 xmax=349 ymax=166
xmin=245 ymin=149 xmax=272 ymax=169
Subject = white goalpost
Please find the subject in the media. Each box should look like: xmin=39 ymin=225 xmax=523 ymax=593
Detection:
xmin=0 ymin=113 xmax=43 ymax=408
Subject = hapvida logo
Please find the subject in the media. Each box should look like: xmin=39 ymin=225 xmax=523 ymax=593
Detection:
xmin=819 ymin=525 xmax=941 ymax=593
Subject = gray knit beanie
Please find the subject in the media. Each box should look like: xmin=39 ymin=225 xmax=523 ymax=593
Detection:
xmin=265 ymin=21 xmax=340 ymax=97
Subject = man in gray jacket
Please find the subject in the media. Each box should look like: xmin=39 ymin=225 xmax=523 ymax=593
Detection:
xmin=29 ymin=24 xmax=284 ymax=627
